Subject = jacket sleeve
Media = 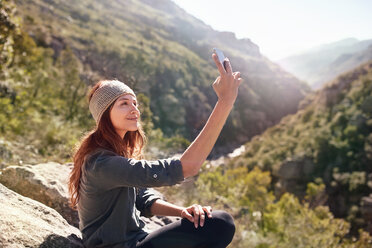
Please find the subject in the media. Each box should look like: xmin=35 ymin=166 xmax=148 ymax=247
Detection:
xmin=85 ymin=150 xmax=185 ymax=190
xmin=135 ymin=188 xmax=163 ymax=218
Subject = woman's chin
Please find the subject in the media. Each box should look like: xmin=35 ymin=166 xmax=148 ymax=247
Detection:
xmin=128 ymin=125 xmax=139 ymax=131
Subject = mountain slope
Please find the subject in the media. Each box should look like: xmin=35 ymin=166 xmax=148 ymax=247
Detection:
xmin=162 ymin=60 xmax=372 ymax=246
xmin=13 ymin=0 xmax=310 ymax=156
xmin=227 ymin=59 xmax=372 ymax=235
xmin=277 ymin=38 xmax=372 ymax=89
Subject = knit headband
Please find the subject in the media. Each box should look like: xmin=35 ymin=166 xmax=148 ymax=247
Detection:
xmin=89 ymin=80 xmax=136 ymax=125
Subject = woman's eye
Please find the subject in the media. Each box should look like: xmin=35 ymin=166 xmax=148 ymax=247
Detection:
xmin=122 ymin=102 xmax=139 ymax=106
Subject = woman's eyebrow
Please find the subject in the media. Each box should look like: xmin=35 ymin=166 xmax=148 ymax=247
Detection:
xmin=118 ymin=97 xmax=137 ymax=102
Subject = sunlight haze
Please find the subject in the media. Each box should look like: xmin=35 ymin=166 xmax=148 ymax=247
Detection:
xmin=172 ymin=0 xmax=372 ymax=60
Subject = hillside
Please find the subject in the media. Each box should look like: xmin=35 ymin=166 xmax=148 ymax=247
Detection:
xmin=162 ymin=60 xmax=372 ymax=247
xmin=241 ymin=59 xmax=372 ymax=227
xmin=277 ymin=38 xmax=372 ymax=89
xmin=223 ymin=59 xmax=372 ymax=233
xmin=11 ymin=0 xmax=310 ymax=157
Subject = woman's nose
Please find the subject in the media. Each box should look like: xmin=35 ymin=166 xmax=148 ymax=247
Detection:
xmin=131 ymin=105 xmax=140 ymax=115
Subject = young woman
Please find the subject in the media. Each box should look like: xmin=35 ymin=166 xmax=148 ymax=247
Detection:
xmin=68 ymin=53 xmax=242 ymax=248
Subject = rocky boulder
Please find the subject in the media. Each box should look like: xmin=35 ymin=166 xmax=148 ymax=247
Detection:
xmin=0 ymin=182 xmax=83 ymax=247
xmin=361 ymin=194 xmax=372 ymax=234
xmin=0 ymin=162 xmax=79 ymax=228
xmin=142 ymin=215 xmax=181 ymax=232
xmin=0 ymin=161 xmax=180 ymax=233
xmin=273 ymin=156 xmax=315 ymax=199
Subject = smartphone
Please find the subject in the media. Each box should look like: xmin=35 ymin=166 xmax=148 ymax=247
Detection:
xmin=213 ymin=48 xmax=227 ymax=70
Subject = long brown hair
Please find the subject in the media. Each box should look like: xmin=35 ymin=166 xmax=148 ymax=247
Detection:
xmin=68 ymin=80 xmax=147 ymax=210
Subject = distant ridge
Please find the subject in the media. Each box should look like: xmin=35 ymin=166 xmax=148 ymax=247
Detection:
xmin=277 ymin=37 xmax=372 ymax=89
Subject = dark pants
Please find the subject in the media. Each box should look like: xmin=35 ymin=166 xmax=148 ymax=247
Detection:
xmin=136 ymin=210 xmax=235 ymax=248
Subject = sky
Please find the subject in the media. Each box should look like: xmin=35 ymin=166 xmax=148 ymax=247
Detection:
xmin=171 ymin=0 xmax=372 ymax=61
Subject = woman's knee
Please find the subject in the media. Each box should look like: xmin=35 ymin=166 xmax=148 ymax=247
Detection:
xmin=211 ymin=210 xmax=235 ymax=226
xmin=207 ymin=210 xmax=235 ymax=244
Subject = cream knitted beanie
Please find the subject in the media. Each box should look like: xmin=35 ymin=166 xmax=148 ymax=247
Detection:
xmin=89 ymin=80 xmax=136 ymax=125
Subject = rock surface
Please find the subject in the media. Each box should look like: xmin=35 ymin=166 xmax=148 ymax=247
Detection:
xmin=142 ymin=215 xmax=181 ymax=233
xmin=361 ymin=194 xmax=372 ymax=234
xmin=0 ymin=162 xmax=80 ymax=228
xmin=0 ymin=162 xmax=177 ymax=230
xmin=273 ymin=156 xmax=315 ymax=199
xmin=0 ymin=183 xmax=83 ymax=247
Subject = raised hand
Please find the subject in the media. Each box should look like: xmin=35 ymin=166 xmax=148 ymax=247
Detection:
xmin=212 ymin=53 xmax=242 ymax=105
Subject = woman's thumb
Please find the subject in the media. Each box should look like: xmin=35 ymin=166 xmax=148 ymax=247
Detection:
xmin=182 ymin=210 xmax=194 ymax=222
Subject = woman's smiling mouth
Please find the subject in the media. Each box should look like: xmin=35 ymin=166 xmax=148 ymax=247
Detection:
xmin=127 ymin=117 xmax=138 ymax=121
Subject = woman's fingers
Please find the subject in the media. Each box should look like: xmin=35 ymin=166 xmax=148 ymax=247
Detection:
xmin=224 ymin=58 xmax=233 ymax=75
xmin=183 ymin=205 xmax=214 ymax=228
xmin=192 ymin=205 xmax=200 ymax=228
xmin=233 ymin=71 xmax=241 ymax=79
xmin=232 ymin=71 xmax=243 ymax=86
xmin=182 ymin=209 xmax=194 ymax=223
xmin=212 ymin=53 xmax=226 ymax=76
xmin=198 ymin=205 xmax=205 ymax=227
xmin=203 ymin=206 xmax=213 ymax=218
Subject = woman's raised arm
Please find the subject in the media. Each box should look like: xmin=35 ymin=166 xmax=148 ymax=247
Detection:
xmin=180 ymin=53 xmax=242 ymax=178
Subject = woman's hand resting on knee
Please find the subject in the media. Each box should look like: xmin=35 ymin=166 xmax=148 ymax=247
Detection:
xmin=181 ymin=204 xmax=213 ymax=228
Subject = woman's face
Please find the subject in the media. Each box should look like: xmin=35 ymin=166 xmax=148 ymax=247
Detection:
xmin=110 ymin=93 xmax=140 ymax=139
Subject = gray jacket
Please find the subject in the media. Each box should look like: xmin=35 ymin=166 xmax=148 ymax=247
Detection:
xmin=77 ymin=148 xmax=184 ymax=248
